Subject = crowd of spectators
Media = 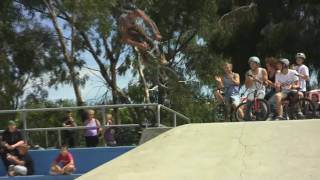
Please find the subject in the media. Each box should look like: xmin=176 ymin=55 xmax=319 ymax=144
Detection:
xmin=0 ymin=109 xmax=117 ymax=176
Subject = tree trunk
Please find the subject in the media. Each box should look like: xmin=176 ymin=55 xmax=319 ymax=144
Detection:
xmin=110 ymin=58 xmax=120 ymax=124
xmin=136 ymin=52 xmax=151 ymax=104
xmin=43 ymin=0 xmax=85 ymax=106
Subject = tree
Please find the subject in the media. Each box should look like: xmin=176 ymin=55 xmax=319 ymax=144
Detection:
xmin=43 ymin=0 xmax=86 ymax=106
xmin=0 ymin=0 xmax=65 ymax=110
xmin=209 ymin=0 xmax=320 ymax=82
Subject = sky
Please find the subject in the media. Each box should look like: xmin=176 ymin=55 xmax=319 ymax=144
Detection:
xmin=40 ymin=17 xmax=135 ymax=103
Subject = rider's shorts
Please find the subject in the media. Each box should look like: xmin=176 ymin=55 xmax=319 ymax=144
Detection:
xmin=268 ymin=90 xmax=298 ymax=105
xmin=224 ymin=94 xmax=240 ymax=107
xmin=265 ymin=88 xmax=276 ymax=101
xmin=128 ymin=29 xmax=146 ymax=43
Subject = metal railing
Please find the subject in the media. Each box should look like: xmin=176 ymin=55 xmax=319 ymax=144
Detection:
xmin=0 ymin=104 xmax=191 ymax=147
xmin=29 ymin=124 xmax=140 ymax=148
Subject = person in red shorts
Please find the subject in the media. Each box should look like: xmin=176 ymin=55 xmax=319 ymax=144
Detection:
xmin=49 ymin=145 xmax=76 ymax=175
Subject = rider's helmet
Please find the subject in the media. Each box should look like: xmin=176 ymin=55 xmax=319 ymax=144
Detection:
xmin=248 ymin=56 xmax=260 ymax=65
xmin=295 ymin=52 xmax=306 ymax=60
xmin=279 ymin=58 xmax=290 ymax=67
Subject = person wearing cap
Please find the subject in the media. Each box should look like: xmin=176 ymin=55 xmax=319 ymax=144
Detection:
xmin=270 ymin=59 xmax=300 ymax=120
xmin=245 ymin=56 xmax=268 ymax=100
xmin=7 ymin=143 xmax=34 ymax=176
xmin=293 ymin=53 xmax=310 ymax=94
xmin=0 ymin=120 xmax=24 ymax=173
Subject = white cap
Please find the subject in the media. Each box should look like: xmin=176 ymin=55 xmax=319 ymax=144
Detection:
xmin=248 ymin=56 xmax=260 ymax=64
xmin=296 ymin=53 xmax=306 ymax=60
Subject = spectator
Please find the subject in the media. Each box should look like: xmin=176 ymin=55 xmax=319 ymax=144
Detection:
xmin=7 ymin=143 xmax=34 ymax=176
xmin=264 ymin=57 xmax=279 ymax=101
xmin=84 ymin=110 xmax=102 ymax=147
xmin=270 ymin=59 xmax=300 ymax=120
xmin=50 ymin=145 xmax=76 ymax=175
xmin=293 ymin=53 xmax=310 ymax=94
xmin=0 ymin=120 xmax=24 ymax=173
xmin=104 ymin=114 xmax=117 ymax=146
xmin=62 ymin=111 xmax=77 ymax=148
xmin=214 ymin=62 xmax=241 ymax=112
xmin=245 ymin=56 xmax=268 ymax=100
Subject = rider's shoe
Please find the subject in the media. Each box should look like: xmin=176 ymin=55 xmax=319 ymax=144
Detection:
xmin=274 ymin=116 xmax=285 ymax=121
xmin=296 ymin=112 xmax=304 ymax=119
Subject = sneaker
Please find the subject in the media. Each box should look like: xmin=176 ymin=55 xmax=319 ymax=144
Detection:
xmin=296 ymin=112 xmax=304 ymax=119
xmin=274 ymin=116 xmax=284 ymax=121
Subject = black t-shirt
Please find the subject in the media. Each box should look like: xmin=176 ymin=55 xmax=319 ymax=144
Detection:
xmin=18 ymin=153 xmax=34 ymax=175
xmin=2 ymin=129 xmax=23 ymax=146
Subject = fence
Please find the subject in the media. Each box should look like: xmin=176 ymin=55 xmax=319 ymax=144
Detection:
xmin=0 ymin=104 xmax=191 ymax=147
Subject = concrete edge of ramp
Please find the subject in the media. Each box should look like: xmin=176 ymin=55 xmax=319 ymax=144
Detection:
xmin=78 ymin=120 xmax=320 ymax=180
xmin=139 ymin=127 xmax=172 ymax=145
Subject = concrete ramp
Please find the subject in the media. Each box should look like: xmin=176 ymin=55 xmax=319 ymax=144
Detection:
xmin=78 ymin=120 xmax=320 ymax=180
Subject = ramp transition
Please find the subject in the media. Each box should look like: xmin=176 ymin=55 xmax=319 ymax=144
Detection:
xmin=78 ymin=120 xmax=320 ymax=180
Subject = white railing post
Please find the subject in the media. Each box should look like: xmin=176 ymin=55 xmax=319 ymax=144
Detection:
xmin=58 ymin=129 xmax=62 ymax=147
xmin=173 ymin=113 xmax=177 ymax=127
xmin=45 ymin=130 xmax=49 ymax=148
xmin=21 ymin=112 xmax=28 ymax=143
xmin=157 ymin=104 xmax=161 ymax=127
xmin=101 ymin=108 xmax=106 ymax=125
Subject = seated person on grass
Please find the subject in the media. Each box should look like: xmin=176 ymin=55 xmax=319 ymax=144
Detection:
xmin=50 ymin=145 xmax=76 ymax=175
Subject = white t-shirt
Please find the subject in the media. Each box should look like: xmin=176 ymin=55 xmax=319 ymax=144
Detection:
xmin=247 ymin=68 xmax=266 ymax=91
xmin=275 ymin=69 xmax=299 ymax=91
xmin=294 ymin=65 xmax=309 ymax=92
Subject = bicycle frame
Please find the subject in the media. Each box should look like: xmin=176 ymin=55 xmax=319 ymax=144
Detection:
xmin=239 ymin=80 xmax=267 ymax=121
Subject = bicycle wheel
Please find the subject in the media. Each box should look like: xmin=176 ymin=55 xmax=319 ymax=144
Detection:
xmin=235 ymin=102 xmax=247 ymax=121
xmin=282 ymin=101 xmax=290 ymax=120
xmin=235 ymin=99 xmax=270 ymax=121
xmin=290 ymin=98 xmax=316 ymax=120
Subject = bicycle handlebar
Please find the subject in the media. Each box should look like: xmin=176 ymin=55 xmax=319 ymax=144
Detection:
xmin=247 ymin=74 xmax=264 ymax=85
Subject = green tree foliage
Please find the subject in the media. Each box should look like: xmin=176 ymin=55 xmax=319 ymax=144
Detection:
xmin=0 ymin=0 xmax=65 ymax=111
xmin=210 ymin=0 xmax=320 ymax=79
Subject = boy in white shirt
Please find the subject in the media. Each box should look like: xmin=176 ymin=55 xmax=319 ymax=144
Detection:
xmin=271 ymin=59 xmax=300 ymax=120
xmin=244 ymin=56 xmax=268 ymax=100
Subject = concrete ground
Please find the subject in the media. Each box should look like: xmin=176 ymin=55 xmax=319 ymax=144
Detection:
xmin=78 ymin=120 xmax=320 ymax=180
